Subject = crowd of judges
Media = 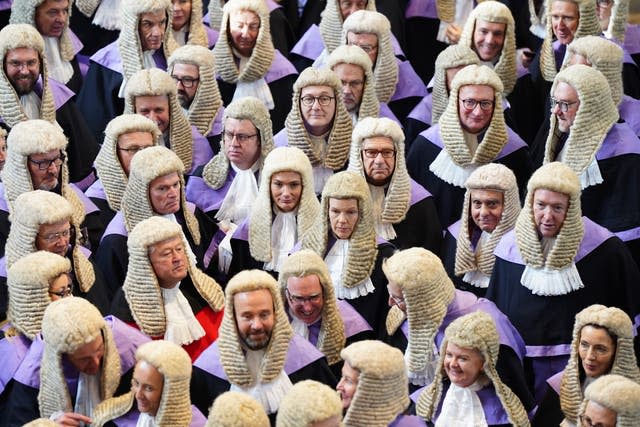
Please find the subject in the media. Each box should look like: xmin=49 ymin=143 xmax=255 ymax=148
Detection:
xmin=0 ymin=0 xmax=640 ymax=425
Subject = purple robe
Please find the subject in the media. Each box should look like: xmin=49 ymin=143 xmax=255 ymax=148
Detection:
xmin=404 ymin=0 xmax=438 ymax=19
xmin=0 ymin=325 xmax=32 ymax=394
xmin=624 ymin=24 xmax=640 ymax=55
xmin=110 ymin=404 xmax=207 ymax=426
xmin=619 ymin=95 xmax=640 ymax=137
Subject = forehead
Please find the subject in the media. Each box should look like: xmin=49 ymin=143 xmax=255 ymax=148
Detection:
xmin=332 ymin=62 xmax=364 ymax=79
xmin=30 ymin=148 xmax=61 ymax=160
xmin=5 ymin=47 xmax=39 ymax=61
xmin=446 ymin=341 xmax=481 ymax=357
xmin=118 ymin=130 xmax=154 ymax=145
xmin=287 ymin=274 xmax=323 ymax=293
xmin=230 ymin=9 xmax=260 ymax=23
xmin=470 ymin=188 xmax=504 ymax=201
xmin=134 ymin=360 xmax=164 ymax=384
xmin=553 ymin=81 xmax=578 ymax=100
xmin=149 ymin=171 xmax=180 ymax=187
xmin=135 ymin=95 xmax=169 ymax=108
xmin=301 ymin=85 xmax=334 ymax=96
xmin=347 ymin=32 xmax=378 ymax=45
xmin=38 ymin=218 xmax=71 ymax=231
xmin=224 ymin=117 xmax=256 ymax=131
xmin=270 ymin=170 xmax=301 ymax=182
xmin=172 ymin=63 xmax=199 ymax=76
xmin=38 ymin=0 xmax=69 ymax=10
xmin=233 ymin=288 xmax=273 ymax=310
xmin=458 ymin=84 xmax=495 ymax=98
xmin=362 ymin=135 xmax=394 ymax=149
xmin=551 ymin=0 xmax=579 ymax=16
xmin=533 ymin=188 xmax=569 ymax=202
xmin=150 ymin=235 xmax=183 ymax=252
xmin=70 ymin=334 xmax=104 ymax=357
xmin=475 ymin=20 xmax=506 ymax=33
xmin=139 ymin=10 xmax=166 ymax=23
xmin=341 ymin=360 xmax=359 ymax=378
xmin=329 ymin=197 xmax=358 ymax=209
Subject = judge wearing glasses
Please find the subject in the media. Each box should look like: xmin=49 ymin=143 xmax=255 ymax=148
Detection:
xmin=407 ymin=64 xmax=531 ymax=229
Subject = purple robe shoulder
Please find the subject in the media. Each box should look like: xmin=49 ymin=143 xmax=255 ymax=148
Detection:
xmin=410 ymin=382 xmax=511 ymax=425
xmin=190 ymin=125 xmax=215 ymax=174
xmin=70 ymin=183 xmax=100 ymax=216
xmin=0 ymin=255 xmax=6 ymax=277
xmin=0 ymin=184 xmax=7 ymax=213
xmin=379 ymin=102 xmax=402 ymax=125
xmin=68 ymin=29 xmax=84 ymax=57
xmin=447 ymin=219 xmax=462 ymax=239
xmin=265 ymin=50 xmax=298 ymax=84
xmin=389 ymin=414 xmax=427 ymax=427
xmin=185 ymin=169 xmax=235 ymax=213
xmin=102 ymin=211 xmax=128 ymax=240
xmin=409 ymin=179 xmax=432 ymax=206
xmin=232 ymin=218 xmax=250 ymax=241
xmin=420 ymin=124 xmax=527 ymax=159
xmin=546 ymin=370 xmax=563 ymax=394
xmin=91 ymin=41 xmax=124 ymax=74
xmin=493 ymin=217 xmax=615 ymax=266
xmin=405 ymin=0 xmax=438 ymax=19
xmin=13 ymin=316 xmax=149 ymax=389
xmin=291 ymin=24 xmax=324 ymax=60
xmin=0 ymin=0 xmax=12 ymax=10
xmin=391 ymin=60 xmax=427 ymax=102
xmin=46 ymin=78 xmax=76 ymax=108
xmin=207 ymin=106 xmax=225 ymax=138
xmin=0 ymin=325 xmax=32 ymax=394
xmin=85 ymin=178 xmax=106 ymax=201
xmin=194 ymin=334 xmax=325 ymax=379
xmin=274 ymin=128 xmax=289 ymax=147
xmin=619 ymin=96 xmax=640 ymax=136
xmin=596 ymin=121 xmax=640 ymax=161
xmin=205 ymin=26 xmax=219 ymax=48
xmin=624 ymin=24 xmax=640 ymax=55
xmin=112 ymin=404 xmax=206 ymax=427
xmin=265 ymin=0 xmax=282 ymax=11
xmin=408 ymin=93 xmax=433 ymax=124
xmin=336 ymin=299 xmax=373 ymax=337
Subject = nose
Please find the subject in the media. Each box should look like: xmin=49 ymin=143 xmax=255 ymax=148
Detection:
xmin=586 ymin=347 xmax=597 ymax=361
xmin=251 ymin=318 xmax=264 ymax=331
xmin=151 ymin=25 xmax=161 ymax=37
xmin=135 ymin=384 xmax=144 ymax=400
xmin=388 ymin=295 xmax=395 ymax=307
xmin=240 ymin=26 xmax=250 ymax=37
xmin=336 ymin=378 xmax=345 ymax=391
xmin=301 ymin=299 xmax=314 ymax=311
xmin=479 ymin=203 xmax=490 ymax=217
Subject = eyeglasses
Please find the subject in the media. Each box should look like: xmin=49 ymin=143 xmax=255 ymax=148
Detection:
xmin=6 ymin=59 xmax=39 ymax=70
xmin=362 ymin=149 xmax=395 ymax=159
xmin=579 ymin=415 xmax=610 ymax=427
xmin=38 ymin=227 xmax=74 ymax=243
xmin=49 ymin=283 xmax=74 ymax=298
xmin=28 ymin=152 xmax=65 ymax=170
xmin=550 ymin=97 xmax=579 ymax=113
xmin=460 ymin=98 xmax=495 ymax=111
xmin=300 ymin=95 xmax=335 ymax=107
xmin=223 ymin=131 xmax=258 ymax=144
xmin=286 ymin=289 xmax=322 ymax=305
xmin=172 ymin=76 xmax=199 ymax=88
xmin=349 ymin=43 xmax=378 ymax=54
xmin=116 ymin=145 xmax=151 ymax=154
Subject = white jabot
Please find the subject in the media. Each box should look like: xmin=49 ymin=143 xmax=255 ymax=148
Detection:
xmin=232 ymin=50 xmax=275 ymax=109
xmin=557 ymin=144 xmax=603 ymax=189
xmin=135 ymin=412 xmax=157 ymax=427
xmin=264 ymin=209 xmax=297 ymax=272
xmin=349 ymin=110 xmax=358 ymax=125
xmin=436 ymin=0 xmax=474 ymax=44
xmin=405 ymin=341 xmax=439 ymax=386
xmin=521 ymin=263 xmax=584 ymax=296
xmin=20 ymin=91 xmax=42 ymax=120
xmin=216 ymin=162 xmax=260 ymax=224
xmin=325 ymin=239 xmax=375 ymax=299
xmin=44 ymin=37 xmax=74 ymax=84
xmin=429 ymin=149 xmax=476 ymax=188
xmin=369 ymin=184 xmax=397 ymax=240
xmin=94 ymin=0 xmax=122 ymax=30
xmin=161 ymin=212 xmax=178 ymax=223
xmin=173 ymin=26 xmax=188 ymax=46
xmin=289 ymin=308 xmax=310 ymax=339
xmin=161 ymin=282 xmax=206 ymax=345
xmin=74 ymin=371 xmax=102 ymax=424
xmin=435 ymin=380 xmax=489 ymax=427
xmin=230 ymin=349 xmax=293 ymax=413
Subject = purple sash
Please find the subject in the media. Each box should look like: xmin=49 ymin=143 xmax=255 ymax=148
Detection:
xmin=619 ymin=96 xmax=640 ymax=136
xmin=291 ymin=24 xmax=324 ymax=60
xmin=546 ymin=370 xmax=563 ymax=394
xmin=90 ymin=42 xmax=124 ymax=74
xmin=190 ymin=126 xmax=215 ymax=174
xmin=273 ymin=128 xmax=289 ymax=147
xmin=405 ymin=0 xmax=438 ymax=19
xmin=624 ymin=24 xmax=640 ymax=55
xmin=391 ymin=59 xmax=427 ymax=102
xmin=265 ymin=50 xmax=298 ymax=83
xmin=0 ymin=326 xmax=32 ymax=394
xmin=421 ymin=124 xmax=527 ymax=159
xmin=85 ymin=179 xmax=106 ymax=201
xmin=408 ymin=93 xmax=433 ymax=124
xmin=185 ymin=170 xmax=235 ymax=213
xmin=379 ymin=102 xmax=402 ymax=125
xmin=102 ymin=211 xmax=128 ymax=240
xmin=596 ymin=122 xmax=640 ymax=160
xmin=336 ymin=299 xmax=373 ymax=336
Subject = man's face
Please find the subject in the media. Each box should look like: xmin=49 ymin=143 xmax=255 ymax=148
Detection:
xmin=551 ymin=81 xmax=580 ymax=133
xmin=36 ymin=219 xmax=72 ymax=257
xmin=270 ymin=171 xmax=302 ymax=213
xmin=138 ymin=10 xmax=167 ymax=51
xmin=458 ymin=84 xmax=495 ymax=135
xmin=28 ymin=148 xmax=63 ymax=191
xmin=172 ymin=0 xmax=192 ymax=31
xmin=223 ymin=118 xmax=261 ymax=170
xmin=148 ymin=171 xmax=181 ymax=215
xmin=171 ymin=63 xmax=199 ymax=109
xmin=149 ymin=235 xmax=188 ymax=288
xmin=4 ymin=48 xmax=40 ymax=95
xmin=470 ymin=189 xmax=504 ymax=233
xmin=443 ymin=342 xmax=485 ymax=388
xmin=286 ymin=274 xmax=324 ymax=325
xmin=132 ymin=360 xmax=164 ymax=416
xmin=596 ymin=0 xmax=613 ymax=32
xmin=551 ymin=0 xmax=579 ymax=45
xmin=386 ymin=280 xmax=406 ymax=313
xmin=229 ymin=10 xmax=260 ymax=57
xmin=361 ymin=136 xmax=395 ymax=186
xmin=332 ymin=62 xmax=365 ymax=113
xmin=532 ymin=188 xmax=569 ymax=238
xmin=135 ymin=95 xmax=170 ymax=133
xmin=346 ymin=32 xmax=379 ymax=65
xmin=581 ymin=401 xmax=617 ymax=427
xmin=473 ymin=20 xmax=506 ymax=62
xmin=35 ymin=0 xmax=69 ymax=38
xmin=339 ymin=0 xmax=367 ymax=20
xmin=300 ymin=85 xmax=336 ymax=137
xmin=234 ymin=289 xmax=275 ymax=351
xmin=117 ymin=131 xmax=155 ymax=176
xmin=67 ymin=334 xmax=104 ymax=375
xmin=329 ymin=198 xmax=359 ymax=240
xmin=336 ymin=361 xmax=359 ymax=409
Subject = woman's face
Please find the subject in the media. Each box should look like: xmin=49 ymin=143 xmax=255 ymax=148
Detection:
xmin=578 ymin=325 xmax=616 ymax=378
xmin=443 ymin=342 xmax=485 ymax=388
